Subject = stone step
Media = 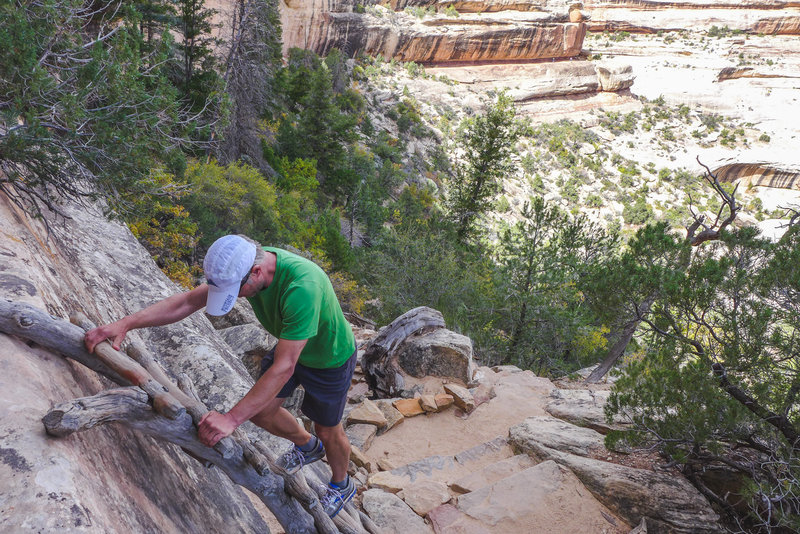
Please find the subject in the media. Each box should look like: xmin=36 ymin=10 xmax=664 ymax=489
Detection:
xmin=368 ymin=436 xmax=514 ymax=493
xmin=449 ymin=454 xmax=536 ymax=495
xmin=428 ymin=460 xmax=628 ymax=534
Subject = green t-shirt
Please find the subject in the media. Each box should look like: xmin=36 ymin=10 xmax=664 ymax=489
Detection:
xmin=247 ymin=247 xmax=355 ymax=369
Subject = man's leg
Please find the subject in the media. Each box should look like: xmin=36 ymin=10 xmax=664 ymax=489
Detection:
xmin=249 ymin=396 xmax=312 ymax=447
xmin=314 ymin=422 xmax=351 ymax=483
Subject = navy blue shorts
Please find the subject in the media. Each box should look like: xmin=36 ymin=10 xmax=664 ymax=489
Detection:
xmin=259 ymin=349 xmax=357 ymax=427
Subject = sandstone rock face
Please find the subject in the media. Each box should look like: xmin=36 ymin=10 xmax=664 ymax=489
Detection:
xmin=217 ymin=323 xmax=277 ymax=378
xmin=0 ymin=197 xmax=268 ymax=533
xmin=582 ymin=1 xmax=800 ymax=35
xmin=281 ymin=3 xmax=586 ymax=63
xmin=437 ymin=460 xmax=629 ymax=532
xmin=362 ymin=489 xmax=434 ymax=533
xmin=400 ymin=478 xmax=451 ymax=516
xmin=510 ymin=415 xmax=607 ymax=457
xmin=427 ymin=60 xmax=635 ymax=101
xmin=712 ymin=161 xmax=800 ymax=190
xmin=545 ymin=388 xmax=631 ymax=433
xmin=398 ymin=328 xmax=474 ymax=383
xmin=510 ymin=420 xmax=721 ymax=533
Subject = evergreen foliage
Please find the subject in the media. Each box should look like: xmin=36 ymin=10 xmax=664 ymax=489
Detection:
xmin=447 ymin=93 xmax=519 ymax=243
xmin=497 ymin=197 xmax=619 ymax=372
xmin=0 ymin=0 xmax=183 ymax=214
xmin=605 ymin=223 xmax=800 ymax=532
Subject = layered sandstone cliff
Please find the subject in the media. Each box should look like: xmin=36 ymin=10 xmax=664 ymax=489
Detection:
xmin=281 ymin=3 xmax=586 ymax=63
xmin=582 ymin=0 xmax=800 ymax=34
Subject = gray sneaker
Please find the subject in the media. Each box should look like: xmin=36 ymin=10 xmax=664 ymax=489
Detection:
xmin=321 ymin=477 xmax=357 ymax=518
xmin=275 ymin=438 xmax=325 ymax=475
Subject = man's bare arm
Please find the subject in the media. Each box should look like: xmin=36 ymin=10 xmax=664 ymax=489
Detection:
xmin=84 ymin=284 xmax=209 ymax=352
xmin=198 ymin=338 xmax=307 ymax=446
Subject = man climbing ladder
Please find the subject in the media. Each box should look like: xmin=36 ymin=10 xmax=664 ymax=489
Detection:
xmin=85 ymin=235 xmax=358 ymax=518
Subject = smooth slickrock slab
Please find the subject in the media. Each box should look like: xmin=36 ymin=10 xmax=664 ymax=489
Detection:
xmin=432 ymin=461 xmax=627 ymax=533
xmin=362 ymin=489 xmax=434 ymax=534
xmin=545 ymin=389 xmax=629 ymax=434
xmin=402 ymin=479 xmax=451 ymax=516
xmin=508 ymin=432 xmax=721 ymax=534
xmin=509 ymin=415 xmax=607 ymax=457
xmin=450 ymin=454 xmax=535 ymax=494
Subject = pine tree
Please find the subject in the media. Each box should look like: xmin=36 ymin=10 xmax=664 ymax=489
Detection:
xmin=448 ymin=93 xmax=519 ymax=243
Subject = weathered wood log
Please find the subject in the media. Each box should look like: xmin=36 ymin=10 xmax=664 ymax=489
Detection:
xmin=0 ymin=300 xmax=125 ymax=383
xmin=41 ymin=387 xmax=319 ymax=534
xmin=361 ymin=306 xmax=445 ymax=397
xmin=70 ymin=312 xmax=185 ymax=419
xmin=3 ymin=301 xmax=369 ymax=534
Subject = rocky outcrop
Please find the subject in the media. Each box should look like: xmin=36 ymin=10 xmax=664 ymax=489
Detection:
xmin=398 ymin=328 xmax=474 ymax=382
xmin=712 ymin=161 xmax=800 ymax=189
xmin=361 ymin=489 xmax=434 ymax=533
xmin=510 ymin=416 xmax=722 ymax=533
xmin=281 ymin=2 xmax=586 ymax=63
xmin=361 ymin=306 xmax=476 ymax=397
xmin=435 ymin=460 xmax=630 ymax=532
xmin=0 ymin=197 xmax=274 ymax=532
xmin=428 ymin=59 xmax=635 ymax=100
xmin=545 ymin=388 xmax=631 ymax=433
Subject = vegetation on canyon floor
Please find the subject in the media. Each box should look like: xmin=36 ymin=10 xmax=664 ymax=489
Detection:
xmin=2 ymin=2 xmax=798 ymax=531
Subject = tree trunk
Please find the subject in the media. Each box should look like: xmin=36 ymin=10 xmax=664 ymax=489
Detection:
xmin=585 ymin=295 xmax=654 ymax=384
xmin=361 ymin=306 xmax=445 ymax=397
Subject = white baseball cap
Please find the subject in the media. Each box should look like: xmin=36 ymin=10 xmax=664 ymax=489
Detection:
xmin=203 ymin=235 xmax=257 ymax=316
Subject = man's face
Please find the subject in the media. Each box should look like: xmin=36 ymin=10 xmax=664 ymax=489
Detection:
xmin=237 ymin=268 xmax=259 ymax=298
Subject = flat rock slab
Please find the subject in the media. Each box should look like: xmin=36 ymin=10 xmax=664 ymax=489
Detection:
xmin=401 ymin=479 xmax=451 ymax=516
xmin=450 ymin=454 xmax=535 ymax=494
xmin=394 ymin=398 xmax=425 ymax=417
xmin=375 ymin=399 xmax=405 ymax=431
xmin=443 ymin=384 xmax=475 ymax=412
xmin=509 ymin=416 xmax=607 ymax=458
xmin=431 ymin=460 xmax=627 ymax=533
xmin=347 ymin=399 xmax=388 ymax=428
xmin=362 ymin=489 xmax=434 ymax=534
xmin=346 ymin=423 xmax=378 ymax=452
xmin=545 ymin=389 xmax=629 ymax=434
xmin=516 ymin=445 xmax=721 ymax=534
